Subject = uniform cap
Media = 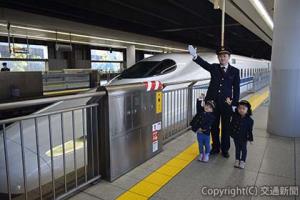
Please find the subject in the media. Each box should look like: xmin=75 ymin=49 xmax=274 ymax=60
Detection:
xmin=216 ymin=46 xmax=231 ymax=55
xmin=205 ymin=100 xmax=216 ymax=109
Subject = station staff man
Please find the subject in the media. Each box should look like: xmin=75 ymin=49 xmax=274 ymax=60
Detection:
xmin=188 ymin=45 xmax=240 ymax=158
xmin=1 ymin=62 xmax=10 ymax=72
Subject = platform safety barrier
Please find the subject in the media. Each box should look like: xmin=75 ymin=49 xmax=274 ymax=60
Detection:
xmin=0 ymin=72 xmax=270 ymax=200
xmin=0 ymin=92 xmax=105 ymax=200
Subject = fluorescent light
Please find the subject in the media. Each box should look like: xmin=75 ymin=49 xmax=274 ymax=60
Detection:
xmin=213 ymin=0 xmax=220 ymax=9
xmin=136 ymin=48 xmax=163 ymax=53
xmin=0 ymin=23 xmax=187 ymax=52
xmin=249 ymin=0 xmax=274 ymax=30
xmin=0 ymin=32 xmax=127 ymax=48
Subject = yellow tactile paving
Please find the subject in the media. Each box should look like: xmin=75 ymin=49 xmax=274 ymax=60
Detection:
xmin=116 ymin=191 xmax=148 ymax=200
xmin=175 ymin=152 xmax=197 ymax=161
xmin=129 ymin=181 xmax=161 ymax=197
xmin=156 ymin=164 xmax=182 ymax=177
xmin=166 ymin=158 xmax=190 ymax=168
xmin=116 ymin=89 xmax=269 ymax=200
xmin=181 ymin=144 xmax=198 ymax=155
xmin=144 ymin=172 xmax=172 ymax=186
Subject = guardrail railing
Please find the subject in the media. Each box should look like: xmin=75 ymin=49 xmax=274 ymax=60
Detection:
xmin=0 ymin=92 xmax=105 ymax=200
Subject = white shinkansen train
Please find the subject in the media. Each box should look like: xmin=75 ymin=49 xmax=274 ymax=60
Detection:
xmin=109 ymin=53 xmax=271 ymax=91
xmin=0 ymin=53 xmax=270 ymax=195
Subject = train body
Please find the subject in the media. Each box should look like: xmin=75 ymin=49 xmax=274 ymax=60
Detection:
xmin=109 ymin=53 xmax=270 ymax=91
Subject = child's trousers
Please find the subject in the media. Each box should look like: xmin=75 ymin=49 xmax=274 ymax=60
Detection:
xmin=234 ymin=139 xmax=247 ymax=162
xmin=197 ymin=132 xmax=210 ymax=154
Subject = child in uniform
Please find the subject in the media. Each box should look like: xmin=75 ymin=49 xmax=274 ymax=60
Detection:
xmin=190 ymin=94 xmax=215 ymax=162
xmin=227 ymin=99 xmax=254 ymax=169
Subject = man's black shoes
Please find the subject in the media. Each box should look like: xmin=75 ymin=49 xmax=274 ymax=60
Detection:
xmin=210 ymin=148 xmax=220 ymax=155
xmin=222 ymin=152 xmax=230 ymax=158
xmin=210 ymin=149 xmax=230 ymax=158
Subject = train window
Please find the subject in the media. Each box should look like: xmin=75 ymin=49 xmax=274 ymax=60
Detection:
xmin=231 ymin=58 xmax=236 ymax=64
xmin=119 ymin=61 xmax=160 ymax=78
xmin=147 ymin=59 xmax=177 ymax=76
xmin=240 ymin=69 xmax=243 ymax=78
xmin=119 ymin=59 xmax=176 ymax=78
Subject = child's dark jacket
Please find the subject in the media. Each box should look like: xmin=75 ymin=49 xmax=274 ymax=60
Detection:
xmin=190 ymin=99 xmax=215 ymax=135
xmin=230 ymin=111 xmax=254 ymax=143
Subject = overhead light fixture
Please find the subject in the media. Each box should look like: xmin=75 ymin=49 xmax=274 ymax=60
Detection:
xmin=136 ymin=48 xmax=163 ymax=53
xmin=0 ymin=31 xmax=127 ymax=48
xmin=0 ymin=23 xmax=187 ymax=52
xmin=213 ymin=0 xmax=221 ymax=9
xmin=249 ymin=0 xmax=274 ymax=30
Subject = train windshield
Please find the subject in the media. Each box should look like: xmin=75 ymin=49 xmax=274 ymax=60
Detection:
xmin=119 ymin=59 xmax=176 ymax=78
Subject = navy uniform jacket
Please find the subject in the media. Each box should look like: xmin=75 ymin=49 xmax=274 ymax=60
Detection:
xmin=229 ymin=112 xmax=254 ymax=143
xmin=190 ymin=100 xmax=215 ymax=135
xmin=1 ymin=67 xmax=10 ymax=72
xmin=193 ymin=56 xmax=240 ymax=106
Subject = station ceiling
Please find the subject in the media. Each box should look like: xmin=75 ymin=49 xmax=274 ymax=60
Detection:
xmin=0 ymin=0 xmax=272 ymax=59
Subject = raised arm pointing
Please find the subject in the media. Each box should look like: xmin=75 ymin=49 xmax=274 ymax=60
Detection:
xmin=188 ymin=45 xmax=213 ymax=72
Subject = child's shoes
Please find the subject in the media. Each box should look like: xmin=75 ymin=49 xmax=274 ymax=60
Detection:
xmin=234 ymin=160 xmax=240 ymax=168
xmin=239 ymin=161 xmax=245 ymax=169
xmin=198 ymin=153 xmax=204 ymax=161
xmin=202 ymin=153 xmax=209 ymax=162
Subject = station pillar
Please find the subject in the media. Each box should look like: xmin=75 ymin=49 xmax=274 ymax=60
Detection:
xmin=126 ymin=45 xmax=136 ymax=68
xmin=267 ymin=0 xmax=300 ymax=137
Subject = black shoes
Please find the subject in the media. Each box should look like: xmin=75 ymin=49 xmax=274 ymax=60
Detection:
xmin=210 ymin=148 xmax=220 ymax=155
xmin=210 ymin=148 xmax=230 ymax=158
xmin=222 ymin=152 xmax=230 ymax=158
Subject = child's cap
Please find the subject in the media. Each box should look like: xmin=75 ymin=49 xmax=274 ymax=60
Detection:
xmin=205 ymin=100 xmax=215 ymax=109
xmin=238 ymin=100 xmax=251 ymax=109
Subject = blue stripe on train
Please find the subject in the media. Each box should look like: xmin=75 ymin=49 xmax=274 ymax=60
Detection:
xmin=193 ymin=77 xmax=254 ymax=89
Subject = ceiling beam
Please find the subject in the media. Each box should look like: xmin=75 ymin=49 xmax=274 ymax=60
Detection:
xmin=158 ymin=23 xmax=241 ymax=32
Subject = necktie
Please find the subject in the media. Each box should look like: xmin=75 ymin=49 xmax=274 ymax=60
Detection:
xmin=221 ymin=66 xmax=226 ymax=73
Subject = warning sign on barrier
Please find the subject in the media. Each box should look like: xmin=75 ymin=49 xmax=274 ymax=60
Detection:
xmin=152 ymin=121 xmax=162 ymax=132
xmin=156 ymin=92 xmax=162 ymax=114
xmin=152 ymin=131 xmax=158 ymax=141
xmin=152 ymin=131 xmax=159 ymax=152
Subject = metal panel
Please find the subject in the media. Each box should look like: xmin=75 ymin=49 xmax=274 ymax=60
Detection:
xmin=110 ymin=129 xmax=142 ymax=179
xmin=97 ymin=84 xmax=162 ymax=181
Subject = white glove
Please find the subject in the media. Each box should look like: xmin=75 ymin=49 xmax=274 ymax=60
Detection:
xmin=188 ymin=45 xmax=197 ymax=59
xmin=232 ymin=106 xmax=236 ymax=112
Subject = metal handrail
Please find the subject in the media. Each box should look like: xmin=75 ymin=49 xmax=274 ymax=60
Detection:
xmin=0 ymin=91 xmax=105 ymax=110
xmin=0 ymin=103 xmax=98 ymax=124
xmin=163 ymin=78 xmax=210 ymax=86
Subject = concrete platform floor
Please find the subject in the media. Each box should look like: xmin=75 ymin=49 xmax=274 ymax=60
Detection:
xmin=70 ymin=100 xmax=300 ymax=200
